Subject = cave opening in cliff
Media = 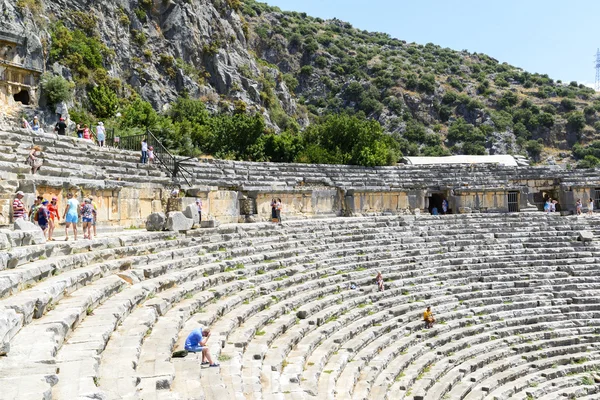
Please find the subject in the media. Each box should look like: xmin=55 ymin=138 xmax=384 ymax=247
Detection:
xmin=13 ymin=89 xmax=30 ymax=105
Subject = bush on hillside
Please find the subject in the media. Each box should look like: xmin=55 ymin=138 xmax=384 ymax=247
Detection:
xmin=567 ymin=112 xmax=586 ymax=132
xmin=577 ymin=155 xmax=600 ymax=169
xmin=40 ymin=73 xmax=74 ymax=106
xmin=525 ymin=139 xmax=543 ymax=160
xmin=50 ymin=23 xmax=104 ymax=75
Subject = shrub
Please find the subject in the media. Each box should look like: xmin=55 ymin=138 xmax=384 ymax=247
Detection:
xmin=288 ymin=33 xmax=303 ymax=47
xmin=300 ymin=65 xmax=313 ymax=76
xmin=40 ymin=73 xmax=73 ymax=106
xmin=525 ymin=139 xmax=543 ymax=160
xmin=577 ymin=155 xmax=600 ymax=169
xmin=87 ymin=84 xmax=119 ymax=119
xmin=497 ymin=91 xmax=518 ymax=109
xmin=344 ymin=82 xmax=363 ymax=102
xmin=418 ymin=74 xmax=436 ymax=94
xmin=282 ymin=74 xmax=298 ymax=92
xmin=134 ymin=7 xmax=147 ymax=22
xmin=132 ymin=30 xmax=147 ymax=46
xmin=561 ymin=98 xmax=576 ymax=111
xmin=315 ymin=56 xmax=328 ymax=68
xmin=16 ymin=0 xmax=41 ymax=13
xmin=567 ymin=112 xmax=586 ymax=132
xmin=50 ymin=23 xmax=104 ymax=74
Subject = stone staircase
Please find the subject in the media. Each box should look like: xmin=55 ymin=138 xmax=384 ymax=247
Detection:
xmin=1 ymin=213 xmax=600 ymax=399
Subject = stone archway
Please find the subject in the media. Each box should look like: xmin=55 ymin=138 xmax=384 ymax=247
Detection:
xmin=13 ymin=89 xmax=30 ymax=105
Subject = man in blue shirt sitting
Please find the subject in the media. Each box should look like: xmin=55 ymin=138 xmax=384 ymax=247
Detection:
xmin=184 ymin=327 xmax=218 ymax=367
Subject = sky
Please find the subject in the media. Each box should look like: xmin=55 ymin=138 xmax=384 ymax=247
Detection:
xmin=263 ymin=0 xmax=600 ymax=87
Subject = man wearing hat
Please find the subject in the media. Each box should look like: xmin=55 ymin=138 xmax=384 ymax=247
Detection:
xmin=12 ymin=191 xmax=26 ymax=222
xmin=54 ymin=117 xmax=68 ymax=136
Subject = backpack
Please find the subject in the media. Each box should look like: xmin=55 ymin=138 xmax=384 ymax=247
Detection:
xmin=171 ymin=350 xmax=188 ymax=358
xmin=36 ymin=207 xmax=46 ymax=222
xmin=31 ymin=205 xmax=39 ymax=222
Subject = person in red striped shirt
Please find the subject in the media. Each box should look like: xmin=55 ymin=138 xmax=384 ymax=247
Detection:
xmin=12 ymin=191 xmax=26 ymax=221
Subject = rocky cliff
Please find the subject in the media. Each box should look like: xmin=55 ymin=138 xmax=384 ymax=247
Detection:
xmin=2 ymin=0 xmax=296 ymax=128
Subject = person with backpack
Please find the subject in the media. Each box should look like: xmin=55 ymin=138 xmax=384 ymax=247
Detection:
xmin=54 ymin=117 xmax=68 ymax=136
xmin=37 ymin=200 xmax=50 ymax=239
xmin=29 ymin=196 xmax=43 ymax=223
xmin=183 ymin=327 xmax=219 ymax=367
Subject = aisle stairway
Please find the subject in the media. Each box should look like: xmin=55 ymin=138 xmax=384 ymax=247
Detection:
xmin=1 ymin=213 xmax=600 ymax=399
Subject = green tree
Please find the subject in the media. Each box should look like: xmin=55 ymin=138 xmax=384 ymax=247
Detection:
xmin=120 ymin=98 xmax=159 ymax=129
xmin=297 ymin=114 xmax=399 ymax=166
xmin=87 ymin=84 xmax=119 ymax=119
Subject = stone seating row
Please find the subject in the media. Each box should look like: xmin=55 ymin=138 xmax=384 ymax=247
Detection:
xmin=2 ymin=214 xmax=596 ymax=398
xmin=8 ymin=127 xmax=600 ymax=193
xmin=21 ymin=216 xmax=410 ymax=396
xmin=207 ymin=268 xmax=600 ymax=398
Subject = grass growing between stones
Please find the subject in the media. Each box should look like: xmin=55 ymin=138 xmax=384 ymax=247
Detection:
xmin=582 ymin=375 xmax=595 ymax=385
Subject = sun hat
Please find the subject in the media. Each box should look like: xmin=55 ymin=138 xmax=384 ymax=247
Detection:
xmin=60 ymin=117 xmax=65 ymax=121
xmin=51 ymin=196 xmax=57 ymax=200
xmin=42 ymin=200 xmax=49 ymax=205
xmin=16 ymin=191 xmax=24 ymax=196
xmin=99 ymin=122 xmax=104 ymax=126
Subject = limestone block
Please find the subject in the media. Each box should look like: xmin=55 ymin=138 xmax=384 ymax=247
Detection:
xmin=578 ymin=231 xmax=594 ymax=243
xmin=165 ymin=212 xmax=193 ymax=232
xmin=200 ymin=219 xmax=220 ymax=228
xmin=182 ymin=204 xmax=200 ymax=227
xmin=0 ymin=231 xmax=10 ymax=251
xmin=0 ymin=308 xmax=22 ymax=355
xmin=13 ymin=219 xmax=46 ymax=244
xmin=146 ymin=212 xmax=167 ymax=232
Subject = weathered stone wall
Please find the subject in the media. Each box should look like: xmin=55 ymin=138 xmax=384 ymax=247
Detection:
xmin=255 ymin=189 xmax=340 ymax=221
xmin=347 ymin=191 xmax=410 ymax=215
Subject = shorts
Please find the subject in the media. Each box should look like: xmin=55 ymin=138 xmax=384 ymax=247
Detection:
xmin=38 ymin=223 xmax=48 ymax=230
xmin=82 ymin=217 xmax=93 ymax=223
xmin=184 ymin=345 xmax=204 ymax=353
xmin=66 ymin=213 xmax=78 ymax=224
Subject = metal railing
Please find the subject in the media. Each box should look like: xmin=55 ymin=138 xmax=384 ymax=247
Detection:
xmin=105 ymin=129 xmax=193 ymax=186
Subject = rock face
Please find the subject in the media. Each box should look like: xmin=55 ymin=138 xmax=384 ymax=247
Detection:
xmin=13 ymin=219 xmax=46 ymax=244
xmin=3 ymin=0 xmax=295 ymax=129
xmin=165 ymin=211 xmax=193 ymax=232
xmin=146 ymin=212 xmax=167 ymax=231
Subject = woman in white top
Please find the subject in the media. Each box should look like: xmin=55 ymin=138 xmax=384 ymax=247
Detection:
xmin=140 ymin=139 xmax=148 ymax=164
xmin=589 ymin=199 xmax=594 ymax=215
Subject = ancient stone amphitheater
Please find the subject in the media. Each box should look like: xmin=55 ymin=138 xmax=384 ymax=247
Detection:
xmin=2 ymin=128 xmax=600 ymax=400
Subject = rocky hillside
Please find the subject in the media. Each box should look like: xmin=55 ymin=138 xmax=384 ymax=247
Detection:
xmin=3 ymin=0 xmax=600 ymax=165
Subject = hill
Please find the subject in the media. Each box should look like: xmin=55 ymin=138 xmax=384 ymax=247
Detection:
xmin=3 ymin=0 xmax=600 ymax=166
